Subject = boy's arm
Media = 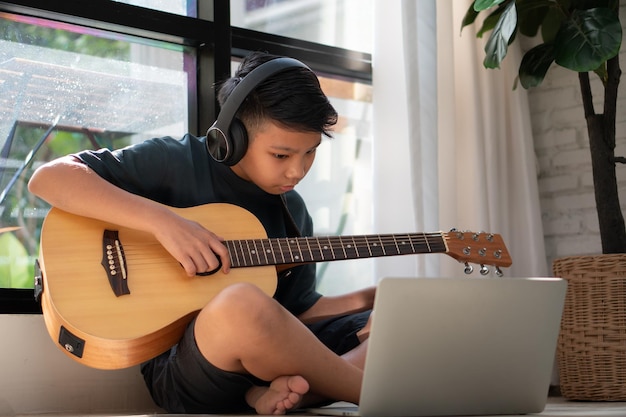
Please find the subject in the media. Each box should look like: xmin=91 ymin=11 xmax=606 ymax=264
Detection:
xmin=28 ymin=155 xmax=230 ymax=276
xmin=297 ymin=286 xmax=376 ymax=324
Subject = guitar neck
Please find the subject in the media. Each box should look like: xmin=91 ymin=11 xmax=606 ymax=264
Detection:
xmin=225 ymin=233 xmax=447 ymax=268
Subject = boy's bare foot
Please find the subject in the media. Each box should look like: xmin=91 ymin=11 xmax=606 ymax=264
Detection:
xmin=246 ymin=375 xmax=310 ymax=415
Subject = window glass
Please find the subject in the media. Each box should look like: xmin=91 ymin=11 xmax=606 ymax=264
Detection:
xmin=0 ymin=13 xmax=192 ymax=289
xmin=299 ymin=76 xmax=373 ymax=294
xmin=231 ymin=0 xmax=373 ymax=53
xmin=111 ymin=0 xmax=195 ymax=16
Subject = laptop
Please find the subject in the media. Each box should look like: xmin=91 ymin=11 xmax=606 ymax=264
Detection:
xmin=307 ymin=276 xmax=567 ymax=417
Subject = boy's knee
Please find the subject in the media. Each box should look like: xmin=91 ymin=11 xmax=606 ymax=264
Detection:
xmin=203 ymin=283 xmax=276 ymax=320
xmin=219 ymin=282 xmax=271 ymax=304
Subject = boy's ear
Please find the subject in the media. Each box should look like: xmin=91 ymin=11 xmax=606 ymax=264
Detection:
xmin=207 ymin=57 xmax=310 ymax=165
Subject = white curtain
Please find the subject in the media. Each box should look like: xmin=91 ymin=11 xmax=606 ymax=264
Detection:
xmin=373 ymin=0 xmax=548 ymax=279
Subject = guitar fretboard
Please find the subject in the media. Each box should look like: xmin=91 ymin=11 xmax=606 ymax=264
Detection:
xmin=224 ymin=233 xmax=447 ymax=268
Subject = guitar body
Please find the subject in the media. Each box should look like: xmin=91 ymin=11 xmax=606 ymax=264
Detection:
xmin=39 ymin=203 xmax=278 ymax=370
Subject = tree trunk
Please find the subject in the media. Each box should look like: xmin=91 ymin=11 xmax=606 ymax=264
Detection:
xmin=581 ymin=55 xmax=626 ymax=253
xmin=587 ymin=115 xmax=626 ymax=253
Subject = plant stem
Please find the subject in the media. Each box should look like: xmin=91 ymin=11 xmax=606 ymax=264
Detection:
xmin=580 ymin=55 xmax=626 ymax=253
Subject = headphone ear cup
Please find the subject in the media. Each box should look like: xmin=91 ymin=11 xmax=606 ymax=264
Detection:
xmin=223 ymin=118 xmax=248 ymax=166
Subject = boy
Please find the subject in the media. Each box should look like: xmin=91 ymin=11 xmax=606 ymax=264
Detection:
xmin=28 ymin=52 xmax=375 ymax=414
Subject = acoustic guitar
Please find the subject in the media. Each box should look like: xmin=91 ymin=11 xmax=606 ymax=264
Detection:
xmin=36 ymin=203 xmax=511 ymax=369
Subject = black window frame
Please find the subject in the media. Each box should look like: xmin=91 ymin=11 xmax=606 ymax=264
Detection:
xmin=0 ymin=0 xmax=372 ymax=314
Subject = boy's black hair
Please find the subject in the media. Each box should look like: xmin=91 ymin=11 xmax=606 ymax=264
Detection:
xmin=216 ymin=52 xmax=338 ymax=137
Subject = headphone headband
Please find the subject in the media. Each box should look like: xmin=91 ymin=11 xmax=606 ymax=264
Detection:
xmin=206 ymin=57 xmax=311 ymax=165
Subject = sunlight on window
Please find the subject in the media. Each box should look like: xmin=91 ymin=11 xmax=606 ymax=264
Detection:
xmin=299 ymin=76 xmax=373 ymax=294
xmin=0 ymin=13 xmax=191 ymax=289
xmin=111 ymin=0 xmax=193 ymax=16
xmin=232 ymin=0 xmax=373 ymax=53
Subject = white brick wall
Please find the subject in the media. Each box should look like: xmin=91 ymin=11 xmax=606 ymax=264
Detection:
xmin=526 ymin=5 xmax=626 ymax=270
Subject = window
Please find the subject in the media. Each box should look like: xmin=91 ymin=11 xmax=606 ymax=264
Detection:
xmin=301 ymin=76 xmax=372 ymax=294
xmin=0 ymin=0 xmax=372 ymax=312
xmin=111 ymin=0 xmax=194 ymax=16
xmin=232 ymin=0 xmax=373 ymax=53
xmin=0 ymin=4 xmax=196 ymax=311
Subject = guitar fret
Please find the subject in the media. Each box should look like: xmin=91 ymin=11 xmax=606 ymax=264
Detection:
xmin=393 ymin=235 xmax=401 ymax=254
xmin=304 ymin=238 xmax=314 ymax=262
xmin=238 ymin=240 xmax=249 ymax=267
xmin=244 ymin=240 xmax=252 ymax=266
xmin=313 ymin=237 xmax=325 ymax=261
xmin=281 ymin=238 xmax=290 ymax=262
xmin=352 ymin=236 xmax=361 ymax=258
xmin=250 ymin=240 xmax=262 ymax=266
xmin=407 ymin=234 xmax=417 ymax=253
xmin=337 ymin=237 xmax=348 ymax=259
xmin=246 ymin=240 xmax=257 ymax=266
xmin=396 ymin=234 xmax=412 ymax=255
xmin=270 ymin=239 xmax=285 ymax=264
xmin=377 ymin=235 xmax=386 ymax=256
xmin=322 ymin=237 xmax=335 ymax=260
xmin=422 ymin=233 xmax=431 ymax=253
xmin=363 ymin=236 xmax=373 ymax=257
xmin=427 ymin=233 xmax=446 ymax=253
xmin=226 ymin=241 xmax=239 ymax=267
xmin=293 ymin=237 xmax=304 ymax=262
xmin=340 ymin=236 xmax=357 ymax=259
xmin=380 ymin=235 xmax=397 ymax=255
xmin=259 ymin=239 xmax=270 ymax=265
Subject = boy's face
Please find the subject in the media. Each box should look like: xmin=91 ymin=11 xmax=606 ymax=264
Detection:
xmin=230 ymin=119 xmax=322 ymax=195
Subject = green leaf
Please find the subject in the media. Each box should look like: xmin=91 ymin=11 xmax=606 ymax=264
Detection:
xmin=554 ymin=8 xmax=622 ymax=72
xmin=519 ymin=43 xmax=555 ymax=88
xmin=461 ymin=3 xmax=480 ymax=30
xmin=474 ymin=0 xmax=506 ymax=12
xmin=516 ymin=0 xmax=550 ymax=37
xmin=570 ymin=0 xmax=615 ymax=10
xmin=541 ymin=6 xmax=564 ymax=43
xmin=477 ymin=9 xmax=505 ymax=38
xmin=483 ymin=1 xmax=518 ymax=68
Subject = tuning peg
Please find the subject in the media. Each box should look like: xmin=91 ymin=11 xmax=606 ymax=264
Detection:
xmin=479 ymin=264 xmax=489 ymax=275
xmin=495 ymin=266 xmax=503 ymax=277
xmin=450 ymin=228 xmax=465 ymax=240
xmin=464 ymin=262 xmax=473 ymax=274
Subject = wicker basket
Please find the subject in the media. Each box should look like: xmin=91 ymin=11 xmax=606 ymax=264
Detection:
xmin=553 ymin=254 xmax=626 ymax=400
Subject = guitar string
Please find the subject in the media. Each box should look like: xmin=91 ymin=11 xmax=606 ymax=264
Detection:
xmin=101 ymin=233 xmax=502 ymax=274
xmin=104 ymin=232 xmax=506 ymax=269
xmin=110 ymin=233 xmax=449 ymax=263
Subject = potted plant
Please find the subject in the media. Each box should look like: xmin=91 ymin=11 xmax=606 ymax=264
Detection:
xmin=461 ymin=0 xmax=624 ymax=400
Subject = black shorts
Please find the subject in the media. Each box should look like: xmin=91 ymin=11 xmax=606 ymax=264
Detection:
xmin=141 ymin=310 xmax=371 ymax=413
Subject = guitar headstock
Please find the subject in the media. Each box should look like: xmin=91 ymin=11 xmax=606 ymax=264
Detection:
xmin=442 ymin=230 xmax=512 ymax=275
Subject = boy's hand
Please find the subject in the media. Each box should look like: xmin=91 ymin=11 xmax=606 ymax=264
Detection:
xmin=356 ymin=314 xmax=373 ymax=343
xmin=152 ymin=211 xmax=231 ymax=277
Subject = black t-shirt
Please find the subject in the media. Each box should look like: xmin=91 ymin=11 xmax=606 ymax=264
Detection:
xmin=75 ymin=134 xmax=322 ymax=315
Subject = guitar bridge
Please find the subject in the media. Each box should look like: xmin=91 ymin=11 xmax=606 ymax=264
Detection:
xmin=102 ymin=229 xmax=130 ymax=297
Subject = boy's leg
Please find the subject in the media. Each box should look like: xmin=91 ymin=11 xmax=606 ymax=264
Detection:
xmin=194 ymin=282 xmax=364 ymax=406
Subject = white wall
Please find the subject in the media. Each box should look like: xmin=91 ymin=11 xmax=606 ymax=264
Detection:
xmin=527 ymin=4 xmax=626 ymax=269
xmin=0 ymin=315 xmax=160 ymax=415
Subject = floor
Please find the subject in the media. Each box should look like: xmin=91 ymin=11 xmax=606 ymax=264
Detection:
xmin=17 ymin=397 xmax=626 ymax=417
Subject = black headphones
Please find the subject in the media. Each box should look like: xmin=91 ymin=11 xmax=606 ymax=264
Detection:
xmin=206 ymin=57 xmax=311 ymax=166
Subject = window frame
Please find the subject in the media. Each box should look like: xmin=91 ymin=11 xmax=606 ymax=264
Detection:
xmin=0 ymin=0 xmax=372 ymax=313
